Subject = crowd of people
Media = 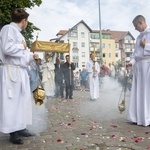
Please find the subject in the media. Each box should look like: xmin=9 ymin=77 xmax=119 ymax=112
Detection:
xmin=28 ymin=53 xmax=76 ymax=100
xmin=0 ymin=8 xmax=150 ymax=146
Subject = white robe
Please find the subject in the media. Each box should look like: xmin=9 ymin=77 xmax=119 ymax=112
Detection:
xmin=0 ymin=22 xmax=33 ymax=133
xmin=86 ymin=60 xmax=100 ymax=99
xmin=42 ymin=56 xmax=56 ymax=97
xmin=127 ymin=27 xmax=150 ymax=126
xmin=109 ymin=65 xmax=115 ymax=77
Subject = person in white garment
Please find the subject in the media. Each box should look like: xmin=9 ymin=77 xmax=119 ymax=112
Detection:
xmin=86 ymin=53 xmax=100 ymax=100
xmin=42 ymin=52 xmax=56 ymax=99
xmin=108 ymin=62 xmax=115 ymax=78
xmin=0 ymin=8 xmax=38 ymax=144
xmin=127 ymin=15 xmax=150 ymax=126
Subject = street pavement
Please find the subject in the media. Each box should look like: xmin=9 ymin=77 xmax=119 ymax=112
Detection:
xmin=0 ymin=76 xmax=150 ymax=150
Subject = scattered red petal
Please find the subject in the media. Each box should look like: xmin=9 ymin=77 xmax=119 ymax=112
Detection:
xmin=81 ymin=133 xmax=86 ymax=135
xmin=90 ymin=126 xmax=93 ymax=130
xmin=110 ymin=135 xmax=115 ymax=138
xmin=135 ymin=139 xmax=139 ymax=143
xmin=145 ymin=131 xmax=150 ymax=134
xmin=111 ymin=125 xmax=117 ymax=128
xmin=68 ymin=123 xmax=71 ymax=126
xmin=146 ymin=146 xmax=150 ymax=149
xmin=134 ymin=137 xmax=143 ymax=143
xmin=57 ymin=139 xmax=61 ymax=142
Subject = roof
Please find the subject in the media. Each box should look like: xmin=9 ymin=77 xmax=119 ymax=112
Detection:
xmin=55 ymin=21 xmax=135 ymax=42
xmin=92 ymin=29 xmax=135 ymax=42
xmin=56 ymin=20 xmax=92 ymax=38
xmin=56 ymin=30 xmax=68 ymax=36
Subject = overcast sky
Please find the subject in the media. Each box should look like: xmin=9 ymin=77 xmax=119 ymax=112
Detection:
xmin=27 ymin=0 xmax=150 ymax=41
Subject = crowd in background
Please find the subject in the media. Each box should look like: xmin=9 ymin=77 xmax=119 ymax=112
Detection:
xmin=27 ymin=53 xmax=133 ymax=101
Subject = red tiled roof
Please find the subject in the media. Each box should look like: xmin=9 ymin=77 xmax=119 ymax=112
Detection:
xmin=92 ymin=29 xmax=128 ymax=42
xmin=56 ymin=30 xmax=68 ymax=36
xmin=107 ymin=30 xmax=128 ymax=42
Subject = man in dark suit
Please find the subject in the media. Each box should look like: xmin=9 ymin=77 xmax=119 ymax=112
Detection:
xmin=62 ymin=55 xmax=75 ymax=99
xmin=54 ymin=57 xmax=64 ymax=98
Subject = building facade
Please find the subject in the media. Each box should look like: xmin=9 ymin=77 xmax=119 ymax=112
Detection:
xmin=54 ymin=20 xmax=135 ymax=71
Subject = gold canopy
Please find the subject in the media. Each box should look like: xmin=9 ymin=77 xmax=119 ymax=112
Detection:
xmin=30 ymin=40 xmax=70 ymax=53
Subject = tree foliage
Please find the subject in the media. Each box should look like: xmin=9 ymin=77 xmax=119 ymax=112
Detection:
xmin=0 ymin=0 xmax=42 ymax=46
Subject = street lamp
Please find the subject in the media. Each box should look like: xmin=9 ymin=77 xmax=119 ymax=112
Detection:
xmin=98 ymin=0 xmax=103 ymax=65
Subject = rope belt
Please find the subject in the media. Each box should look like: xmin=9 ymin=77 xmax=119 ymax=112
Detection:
xmin=133 ymin=57 xmax=150 ymax=73
xmin=0 ymin=63 xmax=27 ymax=96
xmin=0 ymin=63 xmax=26 ymax=69
xmin=136 ymin=57 xmax=150 ymax=63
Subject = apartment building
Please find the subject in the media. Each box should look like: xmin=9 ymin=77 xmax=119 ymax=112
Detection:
xmin=103 ymin=30 xmax=135 ymax=65
xmin=54 ymin=20 xmax=135 ymax=70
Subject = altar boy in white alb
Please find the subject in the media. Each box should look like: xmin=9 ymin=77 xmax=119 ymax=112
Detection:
xmin=86 ymin=53 xmax=100 ymax=100
xmin=0 ymin=8 xmax=38 ymax=144
xmin=127 ymin=15 xmax=150 ymax=126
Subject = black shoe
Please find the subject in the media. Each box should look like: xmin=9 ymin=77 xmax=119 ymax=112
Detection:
xmin=17 ymin=129 xmax=36 ymax=137
xmin=69 ymin=97 xmax=73 ymax=99
xmin=65 ymin=96 xmax=68 ymax=99
xmin=9 ymin=132 xmax=23 ymax=144
xmin=90 ymin=98 xmax=96 ymax=101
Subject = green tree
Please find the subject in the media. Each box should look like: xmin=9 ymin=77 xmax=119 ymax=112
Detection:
xmin=0 ymin=0 xmax=42 ymax=46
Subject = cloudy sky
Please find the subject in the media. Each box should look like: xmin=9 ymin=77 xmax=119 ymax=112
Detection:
xmin=27 ymin=0 xmax=150 ymax=41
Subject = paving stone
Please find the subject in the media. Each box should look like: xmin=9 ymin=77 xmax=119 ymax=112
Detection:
xmin=0 ymin=81 xmax=150 ymax=150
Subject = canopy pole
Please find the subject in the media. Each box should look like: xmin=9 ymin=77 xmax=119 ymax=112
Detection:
xmin=68 ymin=39 xmax=72 ymax=86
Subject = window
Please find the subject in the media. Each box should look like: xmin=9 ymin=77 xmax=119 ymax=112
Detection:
xmin=60 ymin=53 xmax=64 ymax=60
xmin=109 ymin=44 xmax=111 ymax=49
xmin=115 ymin=43 xmax=118 ymax=49
xmin=91 ymin=42 xmax=99 ymax=49
xmin=82 ymin=52 xmax=85 ymax=57
xmin=81 ymin=42 xmax=85 ymax=47
xmin=125 ymin=35 xmax=132 ymax=41
xmin=103 ymin=43 xmax=105 ymax=48
xmin=72 ymin=52 xmax=78 ymax=60
xmin=81 ymin=32 xmax=85 ymax=38
xmin=115 ymin=53 xmax=118 ymax=57
xmin=90 ymin=33 xmax=100 ymax=39
xmin=109 ymin=53 xmax=111 ymax=58
xmin=82 ymin=62 xmax=85 ymax=67
xmin=125 ymin=44 xmax=131 ymax=49
xmin=74 ymin=63 xmax=78 ymax=68
xmin=103 ymin=53 xmax=105 ymax=57
xmin=73 ymin=42 xmax=77 ymax=47
xmin=68 ymin=27 xmax=78 ymax=38
xmin=102 ymin=34 xmax=110 ymax=39
xmin=126 ymin=53 xmax=130 ymax=57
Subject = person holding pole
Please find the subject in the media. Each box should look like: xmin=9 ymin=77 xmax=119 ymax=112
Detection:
xmin=62 ymin=55 xmax=75 ymax=99
xmin=86 ymin=53 xmax=100 ymax=101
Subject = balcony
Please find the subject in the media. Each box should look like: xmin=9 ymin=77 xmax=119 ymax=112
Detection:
xmin=125 ymin=57 xmax=131 ymax=61
xmin=90 ymin=47 xmax=99 ymax=51
xmin=124 ymin=40 xmax=134 ymax=44
xmin=125 ymin=48 xmax=133 ymax=53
